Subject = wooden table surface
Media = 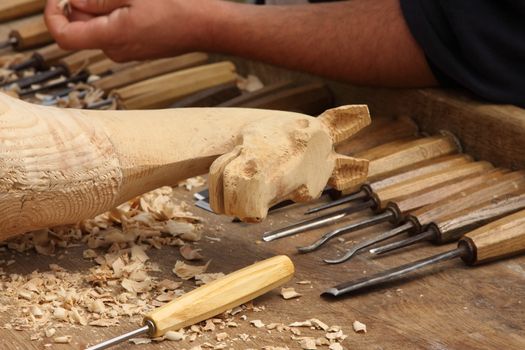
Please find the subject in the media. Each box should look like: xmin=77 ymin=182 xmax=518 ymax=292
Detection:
xmin=1 ymin=185 xmax=523 ymax=350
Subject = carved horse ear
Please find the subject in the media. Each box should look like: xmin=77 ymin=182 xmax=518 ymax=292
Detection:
xmin=318 ymin=105 xmax=371 ymax=144
xmin=318 ymin=105 xmax=371 ymax=190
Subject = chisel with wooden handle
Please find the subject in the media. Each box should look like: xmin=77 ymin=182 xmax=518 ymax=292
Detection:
xmin=85 ymin=255 xmax=294 ymax=350
xmin=8 ymin=43 xmax=70 ymax=72
xmin=0 ymin=15 xmax=52 ymax=50
xmin=328 ymin=170 xmax=525 ymax=263
xmin=0 ymin=0 xmax=45 ymax=23
xmin=324 ymin=209 xmax=525 ymax=297
xmin=263 ymin=162 xmax=492 ymax=243
xmin=91 ymin=52 xmax=209 ymax=92
xmin=371 ymin=190 xmax=525 ymax=255
xmin=7 ymin=50 xmax=107 ymax=89
xmin=307 ymin=134 xmax=461 ymax=213
xmin=88 ymin=61 xmax=238 ymax=110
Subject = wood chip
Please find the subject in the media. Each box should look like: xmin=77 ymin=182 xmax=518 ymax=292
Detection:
xmin=250 ymin=319 xmax=265 ymax=328
xmin=329 ymin=343 xmax=344 ymax=350
xmin=298 ymin=337 xmax=317 ymax=350
xmin=129 ymin=338 xmax=152 ymax=345
xmin=296 ymin=280 xmax=311 ymax=285
xmin=353 ymin=320 xmax=367 ymax=333
xmin=281 ymin=287 xmax=302 ymax=300
xmin=53 ymin=335 xmax=72 ymax=344
xmin=180 ymin=245 xmax=203 ymax=260
xmin=216 ymin=332 xmax=229 ymax=341
xmin=195 ymin=273 xmax=225 ymax=286
xmin=310 ymin=318 xmax=329 ymax=331
xmin=164 ymin=330 xmax=185 ymax=341
xmin=173 ymin=260 xmax=211 ymax=280
xmin=289 ymin=320 xmax=312 ymax=328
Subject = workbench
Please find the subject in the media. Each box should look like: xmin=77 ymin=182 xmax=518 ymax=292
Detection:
xmin=0 ymin=44 xmax=524 ymax=349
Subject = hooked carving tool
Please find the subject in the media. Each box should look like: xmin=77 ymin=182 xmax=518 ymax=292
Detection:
xmin=323 ymin=209 xmax=525 ymax=297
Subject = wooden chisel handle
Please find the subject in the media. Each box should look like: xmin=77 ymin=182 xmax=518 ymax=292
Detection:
xmin=92 ymin=53 xmax=209 ymax=92
xmin=369 ymin=154 xmax=472 ymax=192
xmin=0 ymin=0 xmax=45 ymax=23
xmin=87 ymin=58 xmax=138 ymax=77
xmin=409 ymin=171 xmax=525 ymax=231
xmin=460 ymin=209 xmax=525 ymax=265
xmin=390 ymin=168 xmax=508 ymax=215
xmin=59 ymin=50 xmax=107 ymax=76
xmin=111 ymin=61 xmax=238 ymax=109
xmin=144 ymin=256 xmax=294 ymax=337
xmin=432 ymin=192 xmax=525 ymax=243
xmin=335 ymin=116 xmax=418 ymax=156
xmin=374 ymin=161 xmax=493 ymax=209
xmin=340 ymin=134 xmax=460 ymax=194
xmin=9 ymin=15 xmax=53 ymax=50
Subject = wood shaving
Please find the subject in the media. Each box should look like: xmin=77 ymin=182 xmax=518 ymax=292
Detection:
xmin=250 ymin=319 xmax=265 ymax=328
xmin=281 ymin=287 xmax=302 ymax=300
xmin=289 ymin=320 xmax=312 ymax=328
xmin=329 ymin=343 xmax=344 ymax=350
xmin=195 ymin=273 xmax=225 ymax=286
xmin=180 ymin=245 xmax=203 ymax=260
xmin=53 ymin=335 xmax=72 ymax=344
xmin=216 ymin=332 xmax=229 ymax=341
xmin=129 ymin=338 xmax=152 ymax=345
xmin=353 ymin=320 xmax=367 ymax=333
xmin=296 ymin=280 xmax=312 ymax=285
xmin=173 ymin=260 xmax=211 ymax=280
xmin=310 ymin=318 xmax=329 ymax=331
xmin=164 ymin=330 xmax=185 ymax=341
xmin=179 ymin=176 xmax=206 ymax=190
xmin=298 ymin=337 xmax=317 ymax=350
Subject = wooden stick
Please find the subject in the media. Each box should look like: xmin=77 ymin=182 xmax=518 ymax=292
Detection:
xmin=9 ymin=15 xmax=53 ymax=50
xmin=0 ymin=0 xmax=45 ymax=23
xmin=0 ymin=93 xmax=369 ymax=237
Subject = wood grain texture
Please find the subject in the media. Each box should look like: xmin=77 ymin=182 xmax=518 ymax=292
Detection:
xmin=463 ymin=209 xmax=525 ymax=264
xmin=0 ymin=94 xmax=369 ymax=236
xmin=59 ymin=50 xmax=107 ymax=75
xmin=375 ymin=161 xmax=493 ymax=209
xmin=410 ymin=171 xmax=525 ymax=230
xmin=0 ymin=0 xmax=45 ymax=23
xmin=146 ymin=256 xmax=294 ymax=337
xmin=433 ymin=192 xmax=525 ymax=243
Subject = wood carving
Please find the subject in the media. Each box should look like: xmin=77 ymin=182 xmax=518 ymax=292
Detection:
xmin=0 ymin=93 xmax=370 ymax=238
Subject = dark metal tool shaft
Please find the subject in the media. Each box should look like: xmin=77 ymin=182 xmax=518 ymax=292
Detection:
xmin=85 ymin=322 xmax=154 ymax=350
xmin=323 ymin=246 xmax=466 ymax=297
xmin=305 ymin=190 xmax=368 ymax=214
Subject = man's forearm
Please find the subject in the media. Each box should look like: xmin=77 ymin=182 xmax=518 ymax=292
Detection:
xmin=205 ymin=0 xmax=437 ymax=87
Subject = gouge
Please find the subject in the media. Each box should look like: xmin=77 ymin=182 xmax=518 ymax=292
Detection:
xmin=323 ymin=209 xmax=525 ymax=297
xmin=0 ymin=0 xmax=45 ymax=23
xmin=371 ymin=192 xmax=525 ymax=255
xmin=88 ymin=61 xmax=238 ymax=110
xmin=306 ymin=134 xmax=461 ymax=214
xmin=262 ymin=155 xmax=479 ymax=242
xmin=7 ymin=50 xmax=106 ymax=89
xmin=85 ymin=255 xmax=294 ymax=350
xmin=91 ymin=53 xmax=209 ymax=92
xmin=300 ymin=164 xmax=500 ymax=258
xmin=0 ymin=15 xmax=52 ymax=50
xmin=9 ymin=43 xmax=70 ymax=72
xmin=335 ymin=170 xmax=525 ymax=262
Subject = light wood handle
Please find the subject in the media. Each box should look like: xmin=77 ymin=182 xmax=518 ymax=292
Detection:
xmin=375 ymin=161 xmax=493 ymax=209
xmin=0 ymin=0 xmax=45 ymax=22
xmin=144 ymin=256 xmax=294 ymax=337
xmin=410 ymin=171 xmax=525 ymax=230
xmin=59 ymin=50 xmax=107 ymax=75
xmin=362 ymin=135 xmax=460 ymax=180
xmin=34 ymin=43 xmax=70 ymax=67
xmin=335 ymin=116 xmax=418 ymax=156
xmin=87 ymin=58 xmax=137 ymax=76
xmin=112 ymin=61 xmax=237 ymax=109
xmin=391 ymin=168 xmax=507 ymax=215
xmin=432 ymin=192 xmax=525 ymax=243
xmin=92 ymin=53 xmax=208 ymax=92
xmin=9 ymin=15 xmax=53 ymax=50
xmin=460 ymin=209 xmax=525 ymax=265
xmin=370 ymin=154 xmax=472 ymax=192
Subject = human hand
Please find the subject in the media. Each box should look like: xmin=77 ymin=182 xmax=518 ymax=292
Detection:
xmin=45 ymin=0 xmax=221 ymax=61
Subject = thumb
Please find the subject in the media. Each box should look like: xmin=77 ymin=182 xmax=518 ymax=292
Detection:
xmin=70 ymin=0 xmax=130 ymax=15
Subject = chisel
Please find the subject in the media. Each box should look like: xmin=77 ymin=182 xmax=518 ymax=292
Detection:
xmin=85 ymin=255 xmax=294 ymax=350
xmin=91 ymin=53 xmax=209 ymax=92
xmin=88 ymin=61 xmax=238 ymax=110
xmin=0 ymin=15 xmax=53 ymax=50
xmin=370 ymin=191 xmax=525 ymax=255
xmin=328 ymin=170 xmax=525 ymax=263
xmin=306 ymin=134 xmax=461 ymax=214
xmin=323 ymin=209 xmax=525 ymax=297
xmin=0 ymin=0 xmax=45 ymax=23
xmin=6 ymin=50 xmax=106 ymax=89
xmin=300 ymin=164 xmax=502 ymax=258
xmin=263 ymin=162 xmax=492 ymax=243
xmin=9 ymin=43 xmax=70 ymax=72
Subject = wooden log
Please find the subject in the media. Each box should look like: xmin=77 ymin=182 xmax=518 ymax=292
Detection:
xmin=0 ymin=93 xmax=370 ymax=238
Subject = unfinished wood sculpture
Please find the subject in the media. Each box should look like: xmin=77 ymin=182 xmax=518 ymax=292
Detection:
xmin=0 ymin=93 xmax=369 ymax=239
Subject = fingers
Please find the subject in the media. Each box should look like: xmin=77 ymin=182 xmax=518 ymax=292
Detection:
xmin=45 ymin=0 xmax=125 ymax=50
xmin=70 ymin=0 xmax=130 ymax=15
